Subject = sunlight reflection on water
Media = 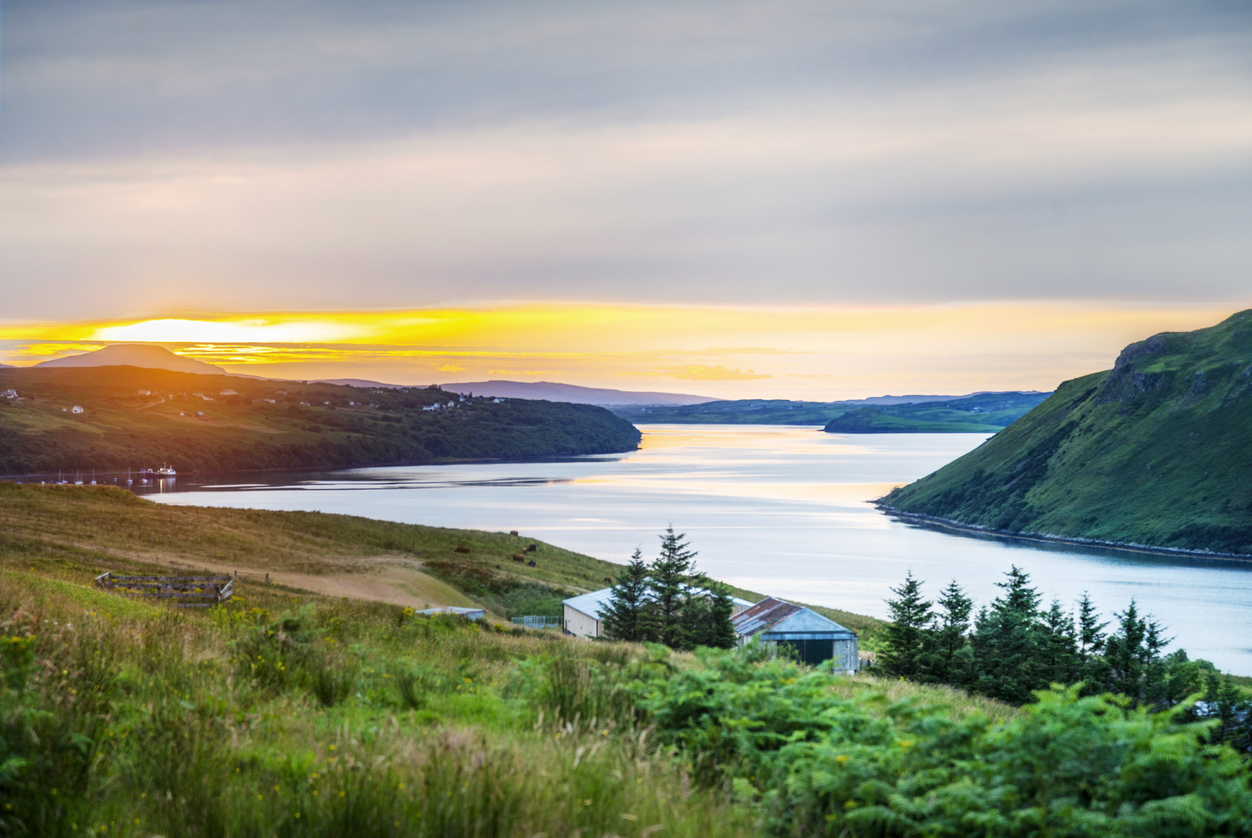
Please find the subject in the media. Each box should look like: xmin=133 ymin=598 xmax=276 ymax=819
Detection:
xmin=146 ymin=424 xmax=1252 ymax=674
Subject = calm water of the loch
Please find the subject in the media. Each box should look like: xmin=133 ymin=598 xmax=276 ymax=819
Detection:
xmin=142 ymin=425 xmax=1252 ymax=674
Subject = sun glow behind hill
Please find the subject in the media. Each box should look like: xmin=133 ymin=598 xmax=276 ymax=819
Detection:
xmin=1 ymin=301 xmax=1244 ymax=399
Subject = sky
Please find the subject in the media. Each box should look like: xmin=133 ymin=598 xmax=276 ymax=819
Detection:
xmin=1 ymin=0 xmax=1250 ymax=397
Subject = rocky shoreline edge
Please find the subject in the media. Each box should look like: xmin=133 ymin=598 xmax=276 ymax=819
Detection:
xmin=876 ymin=503 xmax=1252 ymax=564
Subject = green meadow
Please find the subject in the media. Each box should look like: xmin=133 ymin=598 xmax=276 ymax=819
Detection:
xmin=4 ymin=485 xmax=1251 ymax=837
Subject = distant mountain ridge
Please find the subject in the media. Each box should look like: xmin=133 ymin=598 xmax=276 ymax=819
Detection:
xmin=823 ymin=392 xmax=1051 ymax=434
xmin=882 ymin=310 xmax=1252 ymax=556
xmin=440 ymin=380 xmax=717 ymax=406
xmin=612 ymin=391 xmax=1050 ymax=427
xmin=34 ymin=344 xmax=226 ymax=375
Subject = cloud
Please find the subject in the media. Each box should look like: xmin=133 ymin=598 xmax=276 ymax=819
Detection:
xmin=1 ymin=1 xmax=1251 ymax=320
xmin=648 ymin=365 xmax=772 ymax=381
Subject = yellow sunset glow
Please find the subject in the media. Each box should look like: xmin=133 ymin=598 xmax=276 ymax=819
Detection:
xmin=92 ymin=318 xmax=368 ymax=344
xmin=2 ymin=301 xmax=1245 ymax=399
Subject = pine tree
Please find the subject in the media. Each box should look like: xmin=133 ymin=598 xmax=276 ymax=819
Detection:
xmin=648 ymin=527 xmax=698 ymax=649
xmin=692 ymin=581 xmax=739 ymax=649
xmin=1038 ymin=599 xmax=1081 ymax=686
xmin=879 ymin=572 xmax=932 ymax=679
xmin=1101 ymin=599 xmax=1174 ymax=704
xmin=923 ymin=580 xmax=972 ymax=686
xmin=970 ymin=565 xmax=1043 ymax=704
xmin=601 ymin=550 xmax=653 ymax=642
xmin=1076 ymin=591 xmax=1107 ymax=660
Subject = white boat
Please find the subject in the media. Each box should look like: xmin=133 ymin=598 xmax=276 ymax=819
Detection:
xmin=157 ymin=464 xmax=177 ymax=477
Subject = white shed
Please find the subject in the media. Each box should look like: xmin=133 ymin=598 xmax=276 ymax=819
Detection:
xmin=562 ymin=587 xmax=755 ymax=639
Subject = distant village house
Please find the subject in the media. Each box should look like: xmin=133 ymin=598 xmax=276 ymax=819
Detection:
xmin=71 ymin=405 xmax=85 ymax=414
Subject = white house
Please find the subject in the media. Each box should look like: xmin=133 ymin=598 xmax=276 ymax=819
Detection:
xmin=71 ymin=405 xmax=84 ymax=414
xmin=220 ymin=389 xmax=238 ymax=396
xmin=562 ymin=587 xmax=755 ymax=639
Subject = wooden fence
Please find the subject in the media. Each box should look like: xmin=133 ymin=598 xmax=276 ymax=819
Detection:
xmin=94 ymin=572 xmax=234 ymax=608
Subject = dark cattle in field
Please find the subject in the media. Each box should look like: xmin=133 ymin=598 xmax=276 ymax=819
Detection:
xmin=527 ymin=559 xmax=536 ymax=567
xmin=509 ymin=530 xmax=519 ymax=536
xmin=454 ymin=545 xmax=470 ymax=554
xmin=511 ymin=554 xmax=526 ymax=562
xmin=603 ymin=577 xmax=612 ymax=584
xmin=526 ymin=544 xmax=537 ymax=552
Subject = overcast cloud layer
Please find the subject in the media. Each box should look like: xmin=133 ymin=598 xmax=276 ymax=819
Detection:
xmin=2 ymin=0 xmax=1251 ymax=319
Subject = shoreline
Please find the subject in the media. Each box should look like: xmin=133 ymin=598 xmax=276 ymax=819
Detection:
xmin=877 ymin=504 xmax=1252 ymax=564
xmin=0 ymin=449 xmax=640 ymax=484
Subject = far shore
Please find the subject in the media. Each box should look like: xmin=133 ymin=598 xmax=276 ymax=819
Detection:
xmin=878 ymin=504 xmax=1252 ymax=564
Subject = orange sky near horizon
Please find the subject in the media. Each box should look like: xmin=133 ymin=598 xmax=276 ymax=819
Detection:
xmin=2 ymin=301 xmax=1244 ymax=400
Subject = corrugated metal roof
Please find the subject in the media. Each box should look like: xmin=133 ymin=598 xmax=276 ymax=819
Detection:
xmin=563 ymin=587 xmax=755 ymax=621
xmin=731 ymin=598 xmax=802 ymax=635
xmin=732 ymin=597 xmax=854 ymax=637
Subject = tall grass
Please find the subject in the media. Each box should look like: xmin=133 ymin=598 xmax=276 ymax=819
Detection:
xmin=7 ymin=558 xmax=1247 ymax=838
xmin=0 ymin=569 xmax=754 ymax=838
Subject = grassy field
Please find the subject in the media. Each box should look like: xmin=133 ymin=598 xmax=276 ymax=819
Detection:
xmin=884 ymin=310 xmax=1252 ymax=555
xmin=0 ymin=366 xmax=640 ymax=476
xmin=0 ymin=483 xmax=886 ymax=644
xmin=4 ymin=485 xmax=1251 ymax=837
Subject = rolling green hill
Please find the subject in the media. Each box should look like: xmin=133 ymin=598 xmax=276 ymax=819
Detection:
xmin=0 ymin=366 xmax=641 ymax=476
xmin=882 ymin=310 xmax=1252 ymax=556
xmin=614 ymin=391 xmax=1049 ymax=429
xmin=823 ymin=392 xmax=1050 ymax=433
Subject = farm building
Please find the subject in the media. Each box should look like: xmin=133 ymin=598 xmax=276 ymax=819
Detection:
xmin=562 ymin=587 xmax=756 ymax=639
xmin=732 ymin=598 xmax=858 ymax=674
xmin=71 ymin=405 xmax=84 ymax=414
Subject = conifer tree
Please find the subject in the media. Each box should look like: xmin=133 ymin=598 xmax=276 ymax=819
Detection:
xmin=648 ymin=527 xmax=698 ymax=649
xmin=1076 ymin=591 xmax=1108 ymax=660
xmin=694 ymin=581 xmax=739 ymax=649
xmin=923 ymin=579 xmax=972 ymax=686
xmin=601 ymin=549 xmax=653 ymax=642
xmin=880 ymin=572 xmax=932 ymax=679
xmin=1038 ymin=599 xmax=1081 ymax=686
xmin=970 ymin=565 xmax=1042 ymax=704
xmin=1099 ymin=600 xmax=1177 ymax=704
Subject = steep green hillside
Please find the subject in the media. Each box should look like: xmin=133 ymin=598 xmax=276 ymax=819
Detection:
xmin=614 ymin=391 xmax=1048 ymax=429
xmin=824 ymin=392 xmax=1049 ymax=434
xmin=0 ymin=366 xmax=640 ymax=476
xmin=883 ymin=310 xmax=1252 ymax=555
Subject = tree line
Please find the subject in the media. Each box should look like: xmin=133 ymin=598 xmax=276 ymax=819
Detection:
xmin=879 ymin=566 xmax=1251 ymax=753
xmin=599 ymin=528 xmax=738 ymax=650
